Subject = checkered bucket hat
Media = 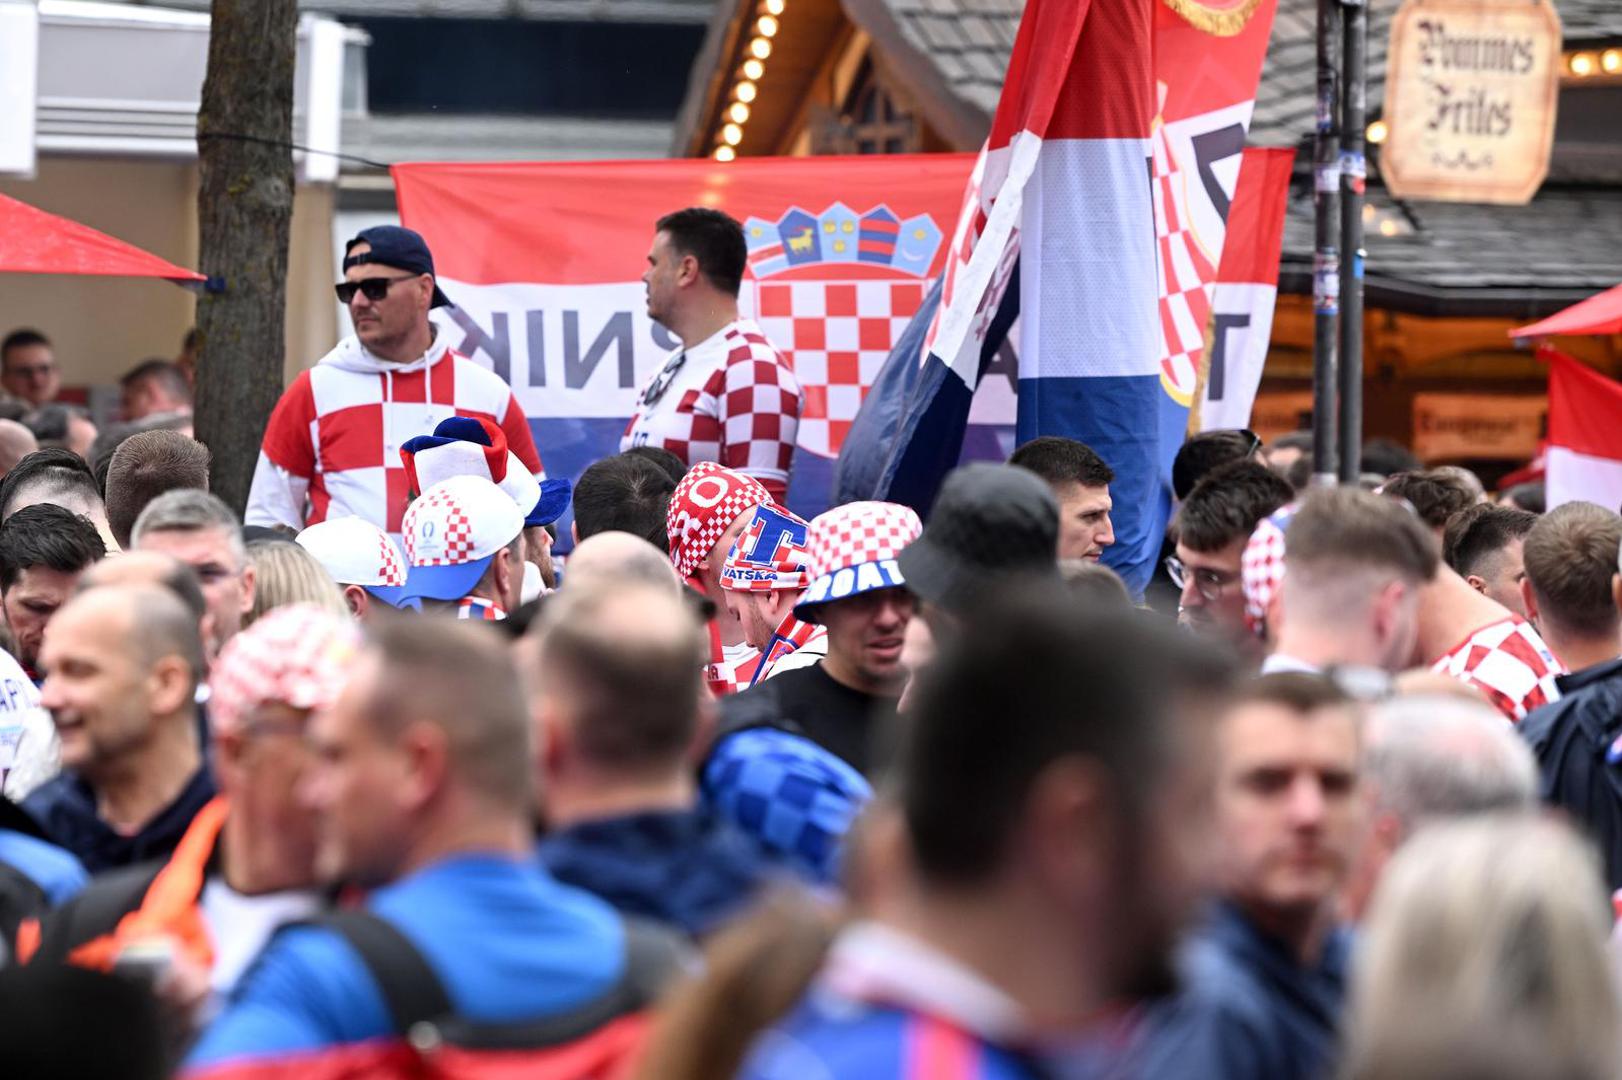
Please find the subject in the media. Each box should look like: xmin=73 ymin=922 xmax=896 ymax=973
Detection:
xmin=666 ymin=461 xmax=773 ymax=582
xmin=794 ymin=501 xmax=923 ymax=622
xmin=1241 ymin=502 xmax=1298 ymax=638
xmin=720 ymin=503 xmax=812 ymax=593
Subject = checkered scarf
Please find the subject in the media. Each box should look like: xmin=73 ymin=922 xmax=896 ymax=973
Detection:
xmin=666 ymin=461 xmax=772 ymax=582
xmin=209 ymin=605 xmax=361 ymax=738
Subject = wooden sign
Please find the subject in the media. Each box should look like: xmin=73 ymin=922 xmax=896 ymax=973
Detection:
xmin=1381 ymin=0 xmax=1562 ymax=204
xmin=1250 ymin=390 xmax=1316 ymax=445
xmin=1412 ymin=393 xmax=1545 ymax=461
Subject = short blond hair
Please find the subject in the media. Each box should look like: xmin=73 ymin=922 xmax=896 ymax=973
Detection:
xmin=1341 ymin=815 xmax=1620 ymax=1080
xmin=245 ymin=539 xmax=347 ymax=627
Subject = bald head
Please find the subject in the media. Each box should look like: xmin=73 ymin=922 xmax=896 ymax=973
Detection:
xmin=79 ymin=550 xmax=207 ymax=624
xmin=530 ymin=581 xmax=704 ymax=771
xmin=0 ymin=419 xmax=39 ymax=475
xmin=563 ymin=531 xmax=680 ymax=596
xmin=53 ymin=583 xmax=204 ymax=689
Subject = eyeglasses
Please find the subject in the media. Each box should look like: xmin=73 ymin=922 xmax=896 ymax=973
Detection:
xmin=334 ymin=274 xmax=418 ymax=305
xmin=1164 ymin=556 xmax=1240 ymax=602
xmin=640 ymin=352 xmax=687 ymax=407
xmin=1240 ymin=429 xmax=1263 ymax=457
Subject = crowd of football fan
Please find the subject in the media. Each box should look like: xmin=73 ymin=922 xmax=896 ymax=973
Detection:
xmin=0 ymin=212 xmax=1618 ymax=1080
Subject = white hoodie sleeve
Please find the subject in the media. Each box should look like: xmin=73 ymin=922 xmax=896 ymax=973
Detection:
xmin=245 ymin=451 xmax=310 ymax=531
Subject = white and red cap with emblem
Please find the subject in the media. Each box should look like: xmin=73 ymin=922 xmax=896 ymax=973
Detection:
xmin=209 ymin=604 xmax=361 ymax=739
xmin=666 ymin=461 xmax=772 ymax=583
xmin=400 ymin=475 xmax=524 ymax=604
xmin=296 ymin=516 xmax=409 ymax=608
xmin=795 ymin=501 xmax=923 ymax=623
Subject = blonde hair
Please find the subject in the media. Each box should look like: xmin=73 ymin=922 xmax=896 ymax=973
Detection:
xmin=1341 ymin=815 xmax=1622 ymax=1080
xmin=245 ymin=539 xmax=347 ymax=627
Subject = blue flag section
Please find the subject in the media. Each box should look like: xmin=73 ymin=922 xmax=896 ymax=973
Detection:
xmin=832 ymin=271 xmax=1019 ymax=518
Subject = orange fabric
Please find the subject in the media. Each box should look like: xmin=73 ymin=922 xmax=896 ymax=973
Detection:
xmin=14 ymin=915 xmax=40 ymax=963
xmin=65 ymin=796 xmax=230 ymax=972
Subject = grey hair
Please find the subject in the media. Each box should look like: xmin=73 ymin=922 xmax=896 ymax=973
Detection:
xmin=130 ymin=488 xmax=245 ymax=564
xmin=1364 ymin=695 xmax=1537 ymax=834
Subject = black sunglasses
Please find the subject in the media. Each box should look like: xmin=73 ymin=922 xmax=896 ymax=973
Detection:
xmin=641 ymin=352 xmax=688 ymax=407
xmin=334 ymin=274 xmax=418 ymax=305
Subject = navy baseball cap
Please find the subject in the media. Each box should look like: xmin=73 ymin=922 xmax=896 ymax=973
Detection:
xmin=343 ymin=225 xmax=453 ymax=309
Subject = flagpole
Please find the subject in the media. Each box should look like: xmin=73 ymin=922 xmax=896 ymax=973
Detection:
xmin=1337 ymin=0 xmax=1367 ymax=484
xmin=1311 ymin=0 xmax=1342 ymax=485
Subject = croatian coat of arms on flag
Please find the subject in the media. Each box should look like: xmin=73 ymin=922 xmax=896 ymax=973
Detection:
xmin=743 ymin=203 xmax=943 ymax=458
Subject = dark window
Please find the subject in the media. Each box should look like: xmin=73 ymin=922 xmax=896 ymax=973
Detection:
xmin=810 ymin=58 xmax=919 ymax=154
xmin=357 ymin=18 xmax=705 ymax=118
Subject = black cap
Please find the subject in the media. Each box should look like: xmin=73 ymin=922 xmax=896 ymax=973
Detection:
xmin=343 ymin=225 xmax=453 ymax=309
xmin=897 ymin=462 xmax=1060 ymax=614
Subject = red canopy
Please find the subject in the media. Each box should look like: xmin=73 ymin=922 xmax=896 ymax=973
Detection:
xmin=1511 ymin=282 xmax=1622 ymax=338
xmin=0 ymin=191 xmax=204 ymax=283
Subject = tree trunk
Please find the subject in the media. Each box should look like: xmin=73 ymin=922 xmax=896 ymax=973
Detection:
xmin=193 ymin=0 xmax=298 ymax=517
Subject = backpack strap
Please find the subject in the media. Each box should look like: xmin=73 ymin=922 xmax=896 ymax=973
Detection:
xmin=24 ymin=859 xmax=165 ymax=965
xmin=310 ymin=909 xmax=454 ymax=1035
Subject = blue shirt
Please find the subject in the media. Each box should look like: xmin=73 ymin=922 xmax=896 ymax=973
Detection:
xmin=1133 ymin=900 xmax=1352 ymax=1080
xmin=185 ymin=853 xmax=625 ymax=1070
xmin=538 ymin=808 xmax=777 ymax=937
xmin=0 ymin=828 xmax=87 ymax=905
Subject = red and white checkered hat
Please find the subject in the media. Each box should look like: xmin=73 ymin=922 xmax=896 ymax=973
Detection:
xmin=400 ymin=475 xmax=524 ymax=604
xmin=209 ymin=604 xmax=361 ymax=739
xmin=666 ymin=461 xmax=772 ymax=583
xmin=795 ymin=501 xmax=922 ymax=621
xmin=295 ymin=516 xmax=408 ymax=607
xmin=1241 ymin=502 xmax=1298 ymax=638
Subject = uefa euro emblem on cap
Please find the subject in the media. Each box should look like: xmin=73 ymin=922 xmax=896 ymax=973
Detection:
xmin=743 ymin=203 xmax=942 ymax=279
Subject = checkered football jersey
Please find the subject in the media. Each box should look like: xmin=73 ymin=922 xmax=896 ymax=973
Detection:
xmin=1431 ymin=617 xmax=1565 ymax=723
xmin=246 ymin=334 xmax=542 ymax=537
xmin=709 ymin=640 xmax=765 ymax=699
xmin=621 ymin=318 xmax=800 ymax=502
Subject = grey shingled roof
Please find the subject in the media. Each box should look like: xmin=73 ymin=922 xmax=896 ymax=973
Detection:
xmin=870 ymin=0 xmax=1023 ymax=120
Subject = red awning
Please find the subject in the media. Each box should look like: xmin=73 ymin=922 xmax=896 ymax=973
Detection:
xmin=0 ymin=191 xmax=205 ymax=284
xmin=1511 ymin=282 xmax=1622 ymax=338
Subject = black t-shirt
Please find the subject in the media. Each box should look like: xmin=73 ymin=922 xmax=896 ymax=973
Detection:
xmin=718 ymin=664 xmax=898 ymax=777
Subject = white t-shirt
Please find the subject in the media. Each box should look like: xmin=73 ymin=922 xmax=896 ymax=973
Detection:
xmin=199 ymin=877 xmax=322 ymax=1009
xmin=0 ymin=651 xmax=56 ymax=801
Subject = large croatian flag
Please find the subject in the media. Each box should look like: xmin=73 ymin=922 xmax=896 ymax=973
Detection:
xmin=1545 ymin=346 xmax=1622 ymax=511
xmin=837 ymin=0 xmax=1279 ymax=594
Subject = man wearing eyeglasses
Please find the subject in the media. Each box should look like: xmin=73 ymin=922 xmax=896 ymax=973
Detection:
xmin=1169 ymin=461 xmax=1294 ymax=664
xmin=246 ymin=226 xmax=542 ymax=540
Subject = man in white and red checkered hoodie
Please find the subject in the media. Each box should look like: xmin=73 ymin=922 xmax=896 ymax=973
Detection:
xmin=623 ymin=208 xmax=800 ymax=503
xmin=246 ymin=226 xmax=542 ymax=539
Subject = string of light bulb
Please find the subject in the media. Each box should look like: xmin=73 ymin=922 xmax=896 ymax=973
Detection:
xmin=714 ymin=0 xmax=787 ymax=162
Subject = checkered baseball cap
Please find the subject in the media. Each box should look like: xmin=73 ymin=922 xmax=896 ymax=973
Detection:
xmin=720 ymin=503 xmax=811 ymax=593
xmin=1241 ymin=502 xmax=1298 ymax=637
xmin=400 ymin=474 xmax=524 ymax=604
xmin=666 ymin=461 xmax=772 ymax=583
xmin=401 ymin=416 xmax=570 ymax=528
xmin=295 ymin=516 xmax=408 ymax=608
xmin=795 ymin=501 xmax=922 ymax=622
xmin=209 ymin=604 xmax=361 ymax=739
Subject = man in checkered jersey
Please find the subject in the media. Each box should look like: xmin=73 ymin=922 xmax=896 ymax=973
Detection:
xmin=623 ymin=208 xmax=800 ymax=504
xmin=246 ymin=226 xmax=542 ymax=539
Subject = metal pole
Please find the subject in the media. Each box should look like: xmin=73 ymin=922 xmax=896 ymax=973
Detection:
xmin=1311 ymin=0 xmax=1342 ymax=485
xmin=1337 ymin=0 xmax=1367 ymax=484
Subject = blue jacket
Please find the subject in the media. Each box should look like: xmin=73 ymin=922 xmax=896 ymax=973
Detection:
xmin=1520 ymin=657 xmax=1622 ymax=891
xmin=185 ymin=853 xmax=627 ymax=1070
xmin=1133 ymin=901 xmax=1352 ymax=1080
xmin=538 ymin=807 xmax=778 ymax=937
xmin=24 ymin=765 xmax=216 ymax=874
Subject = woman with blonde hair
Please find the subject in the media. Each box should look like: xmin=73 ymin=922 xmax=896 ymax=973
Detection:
xmin=1340 ymin=815 xmax=1622 ymax=1080
xmin=244 ymin=538 xmax=348 ymax=627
